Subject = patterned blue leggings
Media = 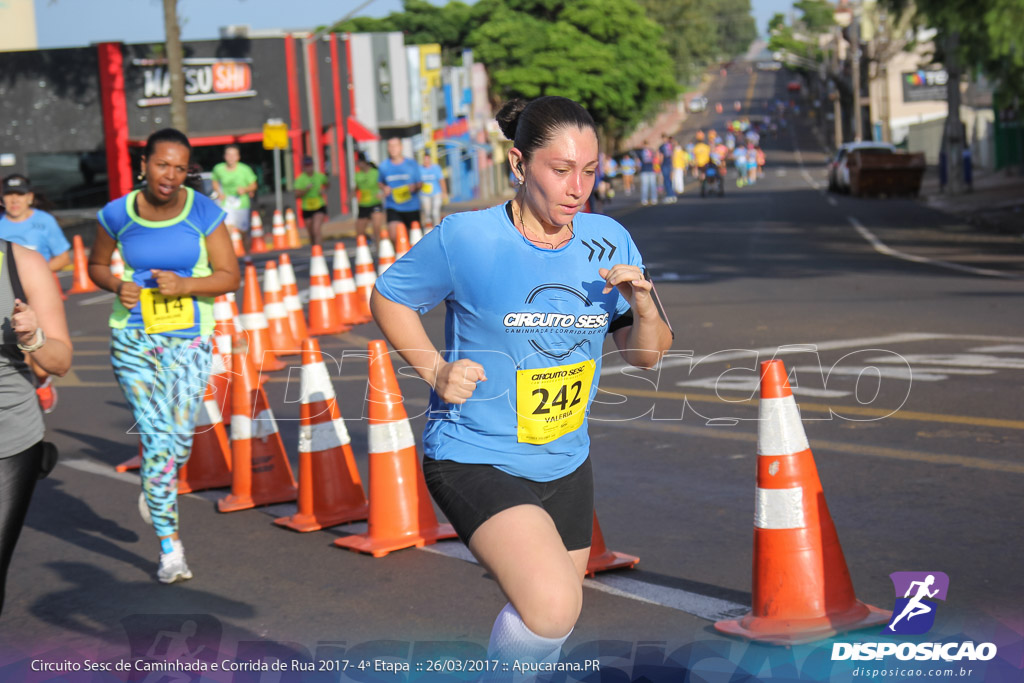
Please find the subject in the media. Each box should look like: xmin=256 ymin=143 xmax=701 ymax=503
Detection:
xmin=111 ymin=329 xmax=212 ymax=538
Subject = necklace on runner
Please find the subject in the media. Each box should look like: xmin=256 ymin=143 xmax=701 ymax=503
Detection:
xmin=513 ymin=200 xmax=573 ymax=249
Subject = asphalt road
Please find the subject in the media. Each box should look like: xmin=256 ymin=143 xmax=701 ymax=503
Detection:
xmin=1 ymin=67 xmax=1021 ymax=683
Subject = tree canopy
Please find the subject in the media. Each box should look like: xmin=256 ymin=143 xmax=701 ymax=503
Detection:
xmin=881 ymin=0 xmax=1024 ymax=100
xmin=330 ymin=0 xmax=759 ymax=135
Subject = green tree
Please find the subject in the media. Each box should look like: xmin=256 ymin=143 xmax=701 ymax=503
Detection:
xmin=767 ymin=1 xmax=833 ymax=69
xmin=465 ymin=0 xmax=677 ymax=134
xmin=882 ymin=0 xmax=1024 ymax=95
xmin=882 ymin=0 xmax=1024 ymax=187
xmin=331 ymin=0 xmax=679 ymax=136
xmin=330 ymin=0 xmax=475 ymax=63
xmin=793 ymin=0 xmax=835 ymax=34
xmin=711 ymin=0 xmax=758 ymax=57
xmin=634 ymin=0 xmax=718 ymax=84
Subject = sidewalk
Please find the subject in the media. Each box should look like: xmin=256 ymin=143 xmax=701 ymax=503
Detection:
xmin=802 ymin=107 xmax=1024 ymax=238
xmin=918 ymin=166 xmax=1024 ymax=236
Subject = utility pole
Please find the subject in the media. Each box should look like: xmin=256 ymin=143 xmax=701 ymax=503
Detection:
xmin=943 ymin=31 xmax=964 ymax=194
xmin=162 ymin=0 xmax=188 ymax=134
xmin=833 ymin=26 xmax=843 ymax=147
xmin=850 ymin=8 xmax=863 ymax=141
xmin=877 ymin=7 xmax=892 ymax=143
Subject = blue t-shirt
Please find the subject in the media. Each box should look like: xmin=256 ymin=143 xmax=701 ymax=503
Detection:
xmin=620 ymin=157 xmax=636 ymax=176
xmin=0 ymin=210 xmax=71 ymax=262
xmin=419 ymin=164 xmax=444 ymax=197
xmin=375 ymin=203 xmax=643 ymax=482
xmin=378 ymin=157 xmax=422 ymax=211
xmin=639 ymin=148 xmax=655 ymax=173
xmin=97 ymin=188 xmax=226 ymax=337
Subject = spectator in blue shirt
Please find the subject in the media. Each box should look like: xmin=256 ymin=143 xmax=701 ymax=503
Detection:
xmin=0 ymin=175 xmax=71 ymax=414
xmin=0 ymin=175 xmax=71 ymax=271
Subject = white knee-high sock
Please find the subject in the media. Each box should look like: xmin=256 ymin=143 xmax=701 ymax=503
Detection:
xmin=487 ymin=602 xmax=571 ymax=680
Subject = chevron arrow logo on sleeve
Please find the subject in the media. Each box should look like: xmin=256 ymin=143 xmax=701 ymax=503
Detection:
xmin=582 ymin=238 xmax=617 ymax=262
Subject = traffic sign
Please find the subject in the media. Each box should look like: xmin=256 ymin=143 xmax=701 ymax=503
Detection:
xmin=263 ymin=120 xmax=289 ymax=150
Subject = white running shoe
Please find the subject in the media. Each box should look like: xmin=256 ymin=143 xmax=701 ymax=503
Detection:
xmin=138 ymin=491 xmax=152 ymax=526
xmin=157 ymin=540 xmax=193 ymax=584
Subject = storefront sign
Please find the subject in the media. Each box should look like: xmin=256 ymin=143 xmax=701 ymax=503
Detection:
xmin=133 ymin=58 xmax=256 ymax=107
xmin=902 ymin=69 xmax=948 ymax=102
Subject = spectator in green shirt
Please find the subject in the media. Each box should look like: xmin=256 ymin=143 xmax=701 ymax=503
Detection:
xmin=211 ymin=145 xmax=258 ymax=244
xmin=353 ymin=152 xmax=384 ymax=245
xmin=294 ymin=156 xmax=329 ymax=247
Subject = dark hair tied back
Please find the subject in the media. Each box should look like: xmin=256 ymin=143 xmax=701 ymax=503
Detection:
xmin=144 ymin=127 xmax=192 ymax=159
xmin=495 ymin=96 xmax=596 ymax=164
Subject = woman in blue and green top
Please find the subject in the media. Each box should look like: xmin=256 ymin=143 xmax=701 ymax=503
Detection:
xmin=87 ymin=128 xmax=240 ymax=584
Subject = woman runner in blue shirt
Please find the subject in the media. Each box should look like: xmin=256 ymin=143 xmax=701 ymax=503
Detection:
xmin=372 ymin=96 xmax=672 ymax=671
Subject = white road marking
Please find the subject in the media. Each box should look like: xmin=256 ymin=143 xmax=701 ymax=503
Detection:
xmin=971 ymin=344 xmax=1024 ymax=354
xmin=848 ymin=216 xmax=1021 ymax=279
xmin=602 ymin=332 xmax=946 ymax=376
xmin=78 ymin=291 xmax=116 ymax=305
xmin=865 ymin=353 xmax=1024 ymax=370
xmin=61 ymin=457 xmax=751 ymax=623
xmin=826 ymin=196 xmax=838 ymax=207
xmin=787 ymin=127 xmax=1019 ymax=280
xmin=677 ymin=375 xmax=849 ymax=397
xmin=421 ymin=538 xmax=749 ymax=622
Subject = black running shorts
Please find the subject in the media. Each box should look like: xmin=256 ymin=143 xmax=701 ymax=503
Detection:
xmin=422 ymin=456 xmax=594 ymax=551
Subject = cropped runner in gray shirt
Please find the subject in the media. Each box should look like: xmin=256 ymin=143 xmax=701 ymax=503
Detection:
xmin=0 ymin=238 xmax=72 ymax=616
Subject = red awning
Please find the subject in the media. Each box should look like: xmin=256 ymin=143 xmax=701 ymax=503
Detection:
xmin=346 ymin=117 xmax=379 ymax=142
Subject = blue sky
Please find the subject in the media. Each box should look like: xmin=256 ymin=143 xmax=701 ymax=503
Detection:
xmin=35 ymin=0 xmax=794 ymax=49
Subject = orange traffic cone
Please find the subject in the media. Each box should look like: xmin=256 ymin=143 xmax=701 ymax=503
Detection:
xmin=306 ymin=245 xmax=348 ymax=336
xmin=211 ymin=295 xmax=235 ymax=420
xmin=178 ymin=380 xmax=233 ymax=493
xmin=277 ymin=253 xmax=309 ymax=342
xmin=393 ymin=222 xmax=411 ymax=258
xmin=377 ymin=229 xmax=396 ymax=276
xmin=68 ymin=235 xmax=99 ymax=294
xmin=230 ymin=221 xmax=246 ymax=257
xmin=109 ymin=248 xmax=125 ymax=281
xmin=227 ymin=291 xmax=242 ymax=333
xmin=714 ymin=360 xmax=891 ymax=645
xmin=114 ymin=443 xmax=142 ymax=472
xmin=334 ymin=340 xmax=456 ymax=557
xmin=408 ymin=220 xmax=423 ymax=247
xmin=218 ymin=336 xmax=298 ymax=512
xmin=353 ymin=235 xmax=377 ymax=310
xmin=285 ymin=207 xmax=302 ymax=249
xmin=274 ymin=338 xmax=368 ymax=532
xmin=239 ymin=263 xmax=286 ymax=372
xmin=262 ymin=261 xmax=300 ymax=354
xmin=585 ymin=510 xmax=639 ymax=576
xmin=250 ymin=211 xmax=268 ymax=254
xmin=271 ymin=210 xmax=288 ymax=250
xmin=331 ymin=242 xmax=371 ymax=326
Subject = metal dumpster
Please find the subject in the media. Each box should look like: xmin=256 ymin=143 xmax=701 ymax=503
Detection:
xmin=848 ymin=150 xmax=926 ymax=197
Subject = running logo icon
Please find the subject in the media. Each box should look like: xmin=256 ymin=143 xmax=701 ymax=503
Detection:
xmin=885 ymin=571 xmax=949 ymax=635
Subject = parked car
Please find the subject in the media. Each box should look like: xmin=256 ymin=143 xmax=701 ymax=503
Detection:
xmin=688 ymin=95 xmax=708 ymax=113
xmin=828 ymin=141 xmax=898 ymax=193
